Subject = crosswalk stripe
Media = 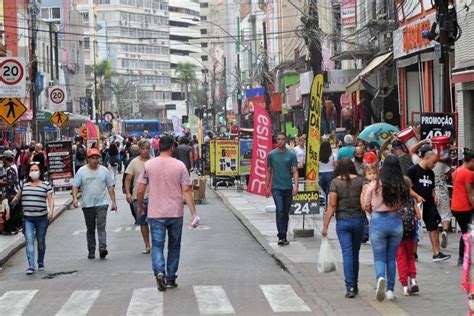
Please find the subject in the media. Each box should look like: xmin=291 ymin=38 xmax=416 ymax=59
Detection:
xmin=193 ymin=285 xmax=235 ymax=314
xmin=55 ymin=290 xmax=101 ymax=316
xmin=259 ymin=284 xmax=311 ymax=313
xmin=0 ymin=290 xmax=38 ymax=315
xmin=126 ymin=288 xmax=163 ymax=316
xmin=125 ymin=227 xmax=132 ymax=232
xmin=114 ymin=227 xmax=122 ymax=232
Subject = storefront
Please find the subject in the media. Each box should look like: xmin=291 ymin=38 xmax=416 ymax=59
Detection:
xmin=393 ymin=4 xmax=452 ymax=128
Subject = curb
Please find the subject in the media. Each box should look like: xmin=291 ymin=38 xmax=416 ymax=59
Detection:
xmin=213 ymin=189 xmax=336 ymax=315
xmin=0 ymin=197 xmax=74 ymax=267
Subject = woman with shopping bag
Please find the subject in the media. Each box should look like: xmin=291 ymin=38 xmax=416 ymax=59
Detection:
xmin=322 ymin=158 xmax=365 ymax=298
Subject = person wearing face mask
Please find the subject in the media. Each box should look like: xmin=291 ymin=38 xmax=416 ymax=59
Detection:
xmin=10 ymin=162 xmax=54 ymax=275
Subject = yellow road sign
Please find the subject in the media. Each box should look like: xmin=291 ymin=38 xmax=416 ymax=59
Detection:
xmin=51 ymin=111 xmax=69 ymax=128
xmin=0 ymin=98 xmax=27 ymax=127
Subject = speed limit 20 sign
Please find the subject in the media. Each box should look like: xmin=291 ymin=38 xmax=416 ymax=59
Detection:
xmin=0 ymin=57 xmax=26 ymax=98
xmin=49 ymin=86 xmax=67 ymax=111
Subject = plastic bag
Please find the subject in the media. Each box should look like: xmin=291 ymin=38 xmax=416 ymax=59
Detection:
xmin=318 ymin=237 xmax=337 ymax=273
xmin=417 ymin=202 xmax=424 ymax=241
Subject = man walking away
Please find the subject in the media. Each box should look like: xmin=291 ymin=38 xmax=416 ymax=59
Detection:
xmin=337 ymin=135 xmax=355 ymax=160
xmin=73 ymin=136 xmax=87 ymax=174
xmin=137 ymin=136 xmax=198 ymax=291
xmin=176 ymin=137 xmax=194 ymax=173
xmin=72 ymin=148 xmax=117 ymax=260
xmin=265 ymin=132 xmax=299 ymax=246
xmin=125 ymin=139 xmax=151 ymax=254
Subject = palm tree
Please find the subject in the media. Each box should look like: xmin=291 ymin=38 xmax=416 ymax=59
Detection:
xmin=94 ymin=60 xmax=112 ymax=118
xmin=175 ymin=62 xmax=197 ymax=116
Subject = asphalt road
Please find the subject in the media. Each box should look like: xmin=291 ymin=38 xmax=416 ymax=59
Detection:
xmin=0 ymin=176 xmax=319 ymax=315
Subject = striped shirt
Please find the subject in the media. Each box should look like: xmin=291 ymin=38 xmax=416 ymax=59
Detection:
xmin=21 ymin=181 xmax=53 ymax=217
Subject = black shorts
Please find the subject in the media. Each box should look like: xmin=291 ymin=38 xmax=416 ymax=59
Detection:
xmin=422 ymin=203 xmax=441 ymax=231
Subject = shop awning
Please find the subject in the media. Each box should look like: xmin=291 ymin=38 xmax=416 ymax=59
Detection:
xmin=452 ymin=69 xmax=474 ymax=84
xmin=346 ymin=51 xmax=393 ymax=95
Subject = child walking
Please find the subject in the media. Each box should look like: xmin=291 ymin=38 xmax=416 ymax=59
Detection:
xmin=396 ymin=177 xmax=422 ymax=296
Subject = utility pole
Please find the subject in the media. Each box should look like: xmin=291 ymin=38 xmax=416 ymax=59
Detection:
xmin=437 ymin=0 xmax=452 ymax=113
xmin=262 ymin=21 xmax=271 ymax=109
xmin=54 ymin=31 xmax=59 ymax=82
xmin=236 ymin=54 xmax=242 ymax=126
xmin=203 ymin=69 xmax=209 ymax=129
xmin=307 ymin=0 xmax=322 ymax=74
xmin=30 ymin=8 xmax=38 ymax=141
xmin=212 ymin=63 xmax=216 ymax=131
xmin=49 ymin=23 xmax=54 ymax=80
xmin=223 ymin=56 xmax=227 ymax=132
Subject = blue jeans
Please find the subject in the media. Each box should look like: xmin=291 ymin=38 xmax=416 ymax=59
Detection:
xmin=369 ymin=212 xmax=403 ymax=291
xmin=24 ymin=215 xmax=49 ymax=269
xmin=272 ymin=189 xmax=293 ymax=240
xmin=318 ymin=171 xmax=333 ymax=195
xmin=335 ymin=217 xmax=365 ymax=290
xmin=148 ymin=217 xmax=184 ymax=281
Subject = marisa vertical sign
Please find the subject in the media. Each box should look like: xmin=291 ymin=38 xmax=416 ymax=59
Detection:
xmin=305 ymin=74 xmax=323 ymax=191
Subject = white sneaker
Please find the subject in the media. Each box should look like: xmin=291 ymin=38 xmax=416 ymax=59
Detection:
xmin=402 ymin=286 xmax=410 ymax=296
xmin=386 ymin=290 xmax=396 ymax=300
xmin=410 ymin=278 xmax=419 ymax=294
xmin=376 ymin=277 xmax=386 ymax=302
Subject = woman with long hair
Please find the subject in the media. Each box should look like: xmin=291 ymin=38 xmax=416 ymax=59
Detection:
xmin=364 ymin=155 xmax=409 ymax=301
xmin=106 ymin=142 xmax=119 ymax=185
xmin=319 ymin=140 xmax=336 ymax=197
xmin=322 ymin=158 xmax=365 ymax=298
xmin=10 ymin=162 xmax=54 ymax=274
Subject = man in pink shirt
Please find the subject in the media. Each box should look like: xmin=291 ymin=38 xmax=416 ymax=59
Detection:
xmin=137 ymin=135 xmax=198 ymax=291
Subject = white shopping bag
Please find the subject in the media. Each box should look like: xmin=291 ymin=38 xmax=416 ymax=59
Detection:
xmin=417 ymin=202 xmax=424 ymax=241
xmin=318 ymin=237 xmax=337 ymax=273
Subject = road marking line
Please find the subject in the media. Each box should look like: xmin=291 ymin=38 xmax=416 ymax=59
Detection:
xmin=259 ymin=284 xmax=311 ymax=313
xmin=113 ymin=227 xmax=122 ymax=232
xmin=55 ymin=290 xmax=101 ymax=316
xmin=72 ymin=229 xmax=86 ymax=235
xmin=126 ymin=288 xmax=163 ymax=316
xmin=193 ymin=285 xmax=235 ymax=314
xmin=125 ymin=227 xmax=132 ymax=232
xmin=0 ymin=290 xmax=38 ymax=315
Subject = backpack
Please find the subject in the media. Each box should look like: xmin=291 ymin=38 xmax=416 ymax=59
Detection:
xmin=109 ymin=154 xmax=119 ymax=167
xmin=76 ymin=144 xmax=86 ymax=161
xmin=399 ymin=199 xmax=417 ymax=239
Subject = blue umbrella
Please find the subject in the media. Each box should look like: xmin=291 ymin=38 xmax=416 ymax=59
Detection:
xmin=358 ymin=123 xmax=399 ymax=146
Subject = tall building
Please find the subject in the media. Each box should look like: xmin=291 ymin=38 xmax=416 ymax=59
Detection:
xmin=96 ymin=0 xmax=171 ymax=120
xmin=168 ymin=0 xmax=203 ymax=119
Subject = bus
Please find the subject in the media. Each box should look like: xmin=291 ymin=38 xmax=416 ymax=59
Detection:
xmin=122 ymin=120 xmax=162 ymax=138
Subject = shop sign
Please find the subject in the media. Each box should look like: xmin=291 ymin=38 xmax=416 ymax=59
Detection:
xmin=45 ymin=141 xmax=73 ymax=180
xmin=305 ymin=74 xmax=323 ymax=191
xmin=215 ymin=139 xmax=239 ymax=176
xmin=393 ymin=13 xmax=436 ymax=59
xmin=239 ymin=139 xmax=253 ymax=175
xmin=325 ymin=69 xmax=359 ymax=92
xmin=420 ymin=112 xmax=456 ymax=141
xmin=290 ymin=191 xmax=320 ymax=215
xmin=247 ymin=105 xmax=272 ymax=196
xmin=341 ymin=0 xmax=356 ymax=28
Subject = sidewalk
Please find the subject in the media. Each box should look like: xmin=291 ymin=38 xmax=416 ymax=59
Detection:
xmin=214 ymin=187 xmax=466 ymax=315
xmin=0 ymin=191 xmax=74 ymax=268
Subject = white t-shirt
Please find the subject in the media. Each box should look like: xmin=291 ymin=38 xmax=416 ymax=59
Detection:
xmin=319 ymin=153 xmax=336 ymax=173
xmin=294 ymin=146 xmax=306 ymax=164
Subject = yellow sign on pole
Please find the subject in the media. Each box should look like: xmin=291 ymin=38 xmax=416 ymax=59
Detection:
xmin=51 ymin=111 xmax=69 ymax=128
xmin=215 ymin=139 xmax=240 ymax=176
xmin=305 ymin=74 xmax=324 ymax=191
xmin=0 ymin=98 xmax=27 ymax=127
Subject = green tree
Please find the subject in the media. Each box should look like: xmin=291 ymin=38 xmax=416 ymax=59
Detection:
xmin=94 ymin=60 xmax=112 ymax=119
xmin=175 ymin=62 xmax=197 ymax=116
xmin=111 ymin=78 xmax=145 ymax=119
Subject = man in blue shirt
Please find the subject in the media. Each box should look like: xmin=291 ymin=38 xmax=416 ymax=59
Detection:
xmin=266 ymin=133 xmax=298 ymax=245
xmin=337 ymin=134 xmax=355 ymax=160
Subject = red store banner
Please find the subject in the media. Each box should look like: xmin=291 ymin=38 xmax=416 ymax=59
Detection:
xmin=246 ymin=105 xmax=272 ymax=196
